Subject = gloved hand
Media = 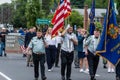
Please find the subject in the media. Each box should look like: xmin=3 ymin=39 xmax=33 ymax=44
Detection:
xmin=67 ymin=34 xmax=74 ymax=40
xmin=65 ymin=24 xmax=70 ymax=30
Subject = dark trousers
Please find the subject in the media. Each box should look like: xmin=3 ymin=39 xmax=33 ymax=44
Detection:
xmin=45 ymin=45 xmax=56 ymax=69
xmin=74 ymin=50 xmax=79 ymax=67
xmin=55 ymin=43 xmax=61 ymax=66
xmin=87 ymin=50 xmax=99 ymax=78
xmin=61 ymin=50 xmax=74 ymax=79
xmin=0 ymin=42 xmax=3 ymax=56
xmin=32 ymin=54 xmax=46 ymax=79
xmin=116 ymin=61 xmax=120 ymax=79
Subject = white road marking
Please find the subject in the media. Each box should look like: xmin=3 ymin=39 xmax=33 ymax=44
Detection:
xmin=0 ymin=72 xmax=12 ymax=80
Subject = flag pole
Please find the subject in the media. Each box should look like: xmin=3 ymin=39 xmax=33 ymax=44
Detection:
xmin=105 ymin=0 xmax=110 ymax=51
xmin=84 ymin=5 xmax=88 ymax=30
xmin=64 ymin=18 xmax=67 ymax=28
xmin=107 ymin=0 xmax=111 ymax=21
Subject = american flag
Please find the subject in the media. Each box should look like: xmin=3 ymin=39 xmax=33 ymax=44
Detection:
xmin=51 ymin=0 xmax=71 ymax=36
xmin=18 ymin=36 xmax=26 ymax=53
xmin=64 ymin=0 xmax=71 ymax=19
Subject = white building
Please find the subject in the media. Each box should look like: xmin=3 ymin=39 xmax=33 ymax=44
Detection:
xmin=73 ymin=8 xmax=106 ymax=24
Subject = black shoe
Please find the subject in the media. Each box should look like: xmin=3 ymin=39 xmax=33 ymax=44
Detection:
xmin=91 ymin=76 xmax=95 ymax=80
xmin=66 ymin=78 xmax=72 ymax=80
xmin=61 ymin=76 xmax=65 ymax=80
xmin=30 ymin=64 xmax=34 ymax=67
xmin=26 ymin=63 xmax=29 ymax=67
xmin=4 ymin=53 xmax=7 ymax=57
xmin=75 ymin=66 xmax=80 ymax=68
xmin=55 ymin=65 xmax=60 ymax=68
xmin=116 ymin=77 xmax=120 ymax=80
xmin=42 ymin=76 xmax=47 ymax=80
xmin=103 ymin=65 xmax=107 ymax=69
xmin=34 ymin=78 xmax=38 ymax=80
xmin=91 ymin=78 xmax=96 ymax=80
xmin=23 ymin=54 xmax=26 ymax=57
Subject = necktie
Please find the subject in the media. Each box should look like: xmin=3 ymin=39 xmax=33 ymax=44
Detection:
xmin=69 ymin=39 xmax=71 ymax=50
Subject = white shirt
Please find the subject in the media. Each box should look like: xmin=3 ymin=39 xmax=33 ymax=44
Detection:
xmin=56 ymin=35 xmax=62 ymax=47
xmin=45 ymin=34 xmax=57 ymax=47
xmin=61 ymin=33 xmax=77 ymax=52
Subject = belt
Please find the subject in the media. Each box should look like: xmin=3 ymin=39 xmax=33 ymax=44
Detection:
xmin=61 ymin=50 xmax=74 ymax=53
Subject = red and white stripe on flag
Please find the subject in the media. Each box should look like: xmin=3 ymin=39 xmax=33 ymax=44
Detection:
xmin=64 ymin=0 xmax=71 ymax=19
xmin=51 ymin=0 xmax=71 ymax=36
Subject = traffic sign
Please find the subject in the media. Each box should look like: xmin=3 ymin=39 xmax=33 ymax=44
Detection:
xmin=36 ymin=19 xmax=51 ymax=25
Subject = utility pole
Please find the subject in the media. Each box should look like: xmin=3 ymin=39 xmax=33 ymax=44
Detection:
xmin=1 ymin=5 xmax=3 ymax=24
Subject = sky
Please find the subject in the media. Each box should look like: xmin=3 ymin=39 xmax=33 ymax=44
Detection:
xmin=0 ymin=0 xmax=11 ymax=4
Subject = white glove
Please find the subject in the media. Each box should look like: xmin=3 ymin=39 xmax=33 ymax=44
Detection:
xmin=58 ymin=31 xmax=61 ymax=36
xmin=65 ymin=24 xmax=70 ymax=30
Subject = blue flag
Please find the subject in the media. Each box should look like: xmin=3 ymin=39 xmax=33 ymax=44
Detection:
xmin=89 ymin=0 xmax=95 ymax=35
xmin=96 ymin=0 xmax=120 ymax=65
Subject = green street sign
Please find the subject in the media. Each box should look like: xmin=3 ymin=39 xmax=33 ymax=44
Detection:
xmin=36 ymin=19 xmax=51 ymax=25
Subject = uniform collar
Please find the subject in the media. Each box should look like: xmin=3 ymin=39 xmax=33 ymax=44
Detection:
xmin=37 ymin=37 xmax=42 ymax=39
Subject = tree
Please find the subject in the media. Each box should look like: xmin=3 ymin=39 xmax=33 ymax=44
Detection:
xmin=84 ymin=0 xmax=108 ymax=8
xmin=42 ymin=0 xmax=54 ymax=16
xmin=69 ymin=10 xmax=83 ymax=27
xmin=11 ymin=0 xmax=27 ymax=28
xmin=95 ymin=22 xmax=102 ymax=31
xmin=0 ymin=3 xmax=12 ymax=24
xmin=71 ymin=0 xmax=84 ymax=8
xmin=25 ymin=0 xmax=41 ymax=27
xmin=116 ymin=0 xmax=120 ymax=24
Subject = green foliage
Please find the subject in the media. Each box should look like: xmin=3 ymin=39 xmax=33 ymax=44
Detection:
xmin=95 ymin=22 xmax=102 ymax=31
xmin=84 ymin=0 xmax=108 ymax=8
xmin=42 ymin=0 xmax=53 ymax=16
xmin=1 ymin=0 xmax=119 ymax=28
xmin=25 ymin=0 xmax=52 ymax=28
xmin=12 ymin=0 xmax=27 ymax=28
xmin=69 ymin=10 xmax=83 ymax=28
xmin=25 ymin=0 xmax=41 ymax=27
xmin=0 ymin=3 xmax=12 ymax=24
xmin=116 ymin=0 xmax=120 ymax=24
xmin=71 ymin=0 xmax=84 ymax=8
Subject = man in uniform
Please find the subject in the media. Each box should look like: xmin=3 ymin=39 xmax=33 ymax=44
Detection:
xmin=26 ymin=29 xmax=47 ymax=80
xmin=85 ymin=28 xmax=100 ymax=80
xmin=60 ymin=24 xmax=78 ymax=80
